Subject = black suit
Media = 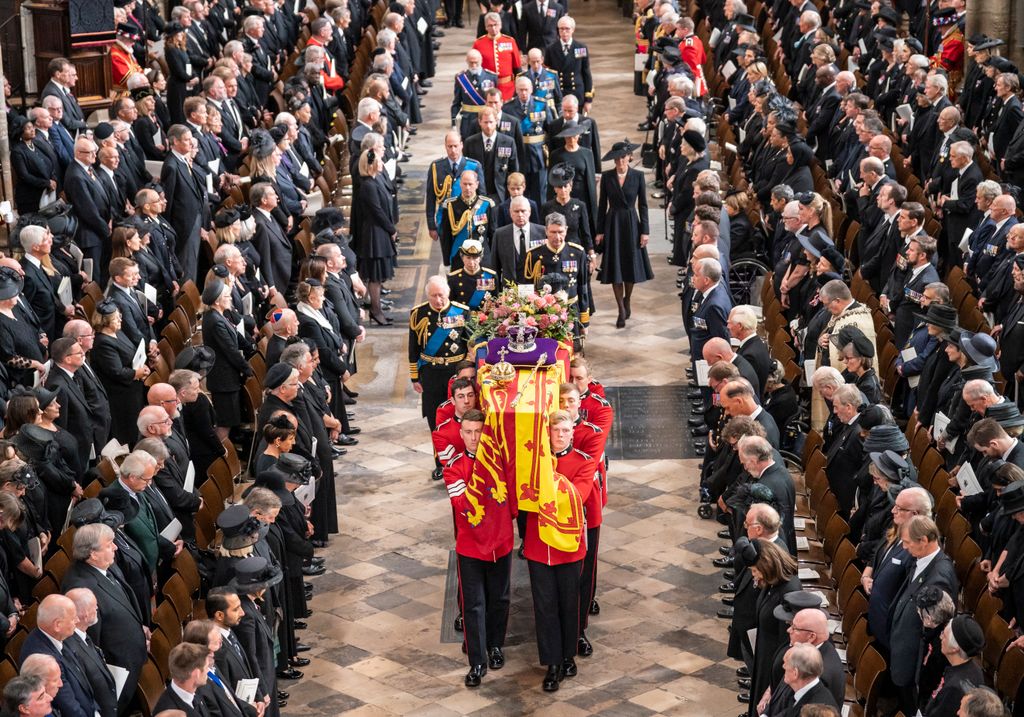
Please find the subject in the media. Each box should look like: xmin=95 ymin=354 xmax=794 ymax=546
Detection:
xmin=521 ymin=0 xmax=564 ymax=50
xmin=776 ymin=680 xmax=839 ymax=716
xmin=991 ymin=95 xmax=1023 ymax=159
xmin=107 ymin=284 xmax=153 ymax=349
xmin=45 ymin=366 xmax=95 ymax=471
xmin=738 ymin=337 xmax=772 ymax=395
xmin=20 ymin=257 xmax=60 ymax=343
xmin=487 ymin=222 xmax=545 ymax=286
xmin=160 ymin=153 xmax=208 ymax=282
xmin=755 ymin=461 xmax=796 ymax=555
xmin=20 ymin=628 xmax=99 ymax=717
xmin=253 ymin=209 xmax=293 ymax=296
xmin=464 ymin=132 xmax=519 ymax=204
xmin=234 ymin=595 xmax=276 ymax=706
xmin=64 ymin=631 xmax=118 ymax=717
xmin=64 ymin=161 xmax=111 ymax=267
xmin=825 ymin=419 xmax=863 ymax=516
xmin=61 ymin=561 xmax=147 ymax=715
xmin=77 ymin=361 xmax=112 ymax=449
xmin=153 ymin=685 xmax=207 ymax=717
xmin=41 ymin=80 xmax=87 ymax=132
xmin=91 ymin=331 xmax=146 ymax=445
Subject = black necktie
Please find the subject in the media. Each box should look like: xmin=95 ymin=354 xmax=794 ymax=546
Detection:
xmin=225 ymin=630 xmax=244 ymax=660
xmin=519 ymin=227 xmax=527 ymax=259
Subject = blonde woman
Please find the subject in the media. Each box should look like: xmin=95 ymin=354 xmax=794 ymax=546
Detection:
xmin=351 ymin=148 xmax=397 ymax=325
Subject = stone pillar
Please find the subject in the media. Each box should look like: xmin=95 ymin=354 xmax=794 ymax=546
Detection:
xmin=968 ymin=0 xmax=1017 ymax=65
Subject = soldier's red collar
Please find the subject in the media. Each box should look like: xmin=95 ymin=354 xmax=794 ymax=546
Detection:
xmin=554 ymin=444 xmax=573 ymax=457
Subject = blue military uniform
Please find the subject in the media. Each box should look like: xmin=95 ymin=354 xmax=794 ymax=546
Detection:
xmin=503 ymin=94 xmax=554 ymax=208
xmin=689 ymin=281 xmax=732 ymax=361
xmin=447 ymin=267 xmax=499 ymax=309
xmin=438 ymin=193 xmax=497 ymax=266
xmin=517 ymin=66 xmax=562 ymax=113
xmin=425 ymin=156 xmax=486 ymax=235
xmin=451 ymin=68 xmax=499 ymax=139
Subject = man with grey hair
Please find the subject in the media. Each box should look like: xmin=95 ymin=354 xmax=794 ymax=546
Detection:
xmin=64 ymin=587 xmax=118 ymax=717
xmin=17 ymin=655 xmax=63 ymax=711
xmin=689 ymin=257 xmax=732 ymax=362
xmin=737 ymin=435 xmax=796 ymax=551
xmin=137 ymin=405 xmax=201 ymax=543
xmin=937 ymin=140 xmax=985 ymax=267
xmin=2 ymin=674 xmax=51 ymax=717
xmin=19 ymin=224 xmax=70 ymax=342
xmin=981 ymin=223 xmax=1024 ymax=322
xmin=64 ymin=135 xmax=111 ymax=273
xmin=728 ymin=305 xmax=771 ymax=389
xmin=488 ymin=195 xmax=545 ymax=285
xmin=20 ymin=594 xmax=101 ymax=717
xmin=523 ymin=212 xmax=589 ymax=329
xmin=780 ymin=642 xmax=837 ymax=712
xmin=61 ymin=523 xmax=148 ymax=714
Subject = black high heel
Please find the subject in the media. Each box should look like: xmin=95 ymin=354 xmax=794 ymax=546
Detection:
xmin=370 ymin=314 xmax=394 ymax=326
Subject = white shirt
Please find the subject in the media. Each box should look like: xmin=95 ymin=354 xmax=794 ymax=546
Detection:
xmin=908 ymin=261 xmax=930 ymax=284
xmin=911 ymin=545 xmax=941 ymax=581
xmin=792 ymin=677 xmax=821 ymax=704
xmin=170 ymin=681 xmax=197 ymax=707
xmin=23 ymin=254 xmax=41 ymax=269
xmin=41 ymin=629 xmax=63 ymax=654
xmin=1002 ymin=439 xmax=1020 ymax=462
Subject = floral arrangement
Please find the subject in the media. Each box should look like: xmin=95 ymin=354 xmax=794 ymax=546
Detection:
xmin=466 ymin=283 xmax=574 ymax=345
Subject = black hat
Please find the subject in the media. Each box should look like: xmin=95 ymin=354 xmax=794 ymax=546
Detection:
xmin=858 ymin=405 xmax=890 ymax=432
xmin=877 ymin=36 xmax=895 ymax=52
xmin=959 ymin=331 xmax=999 ymax=371
xmin=211 ymin=264 xmax=230 ymax=280
xmin=269 ymin=124 xmax=288 ymax=144
xmin=772 ymin=590 xmax=825 ymax=622
xmin=829 ymin=325 xmax=865 ymax=350
xmin=989 ymin=56 xmax=1018 ymax=74
xmin=116 ymin=22 xmax=141 ymax=39
xmin=1000 ymin=481 xmax=1024 ymax=515
xmin=872 ymin=6 xmax=900 ymax=25
xmin=0 ymin=266 xmax=23 ymax=301
xmin=556 ymin=123 xmax=587 ymax=139
xmin=71 ymin=497 xmax=127 ymax=529
xmin=730 ymin=43 xmax=752 ymax=57
xmin=917 ymin=303 xmax=958 ymax=333
xmin=217 ymin=504 xmax=262 ymax=550
xmin=32 ymin=386 xmax=58 ymax=410
xmin=733 ymin=12 xmax=756 ymax=31
xmin=548 ymin=163 xmax=575 ymax=188
xmin=960 ymin=364 xmax=994 ymax=383
xmin=312 ymin=207 xmax=346 ymax=233
xmin=0 ymin=463 xmax=37 ymax=490
xmin=163 ymin=21 xmax=185 ymax=37
xmin=174 ymin=345 xmax=216 ymax=376
xmin=870 ymin=450 xmax=909 ymax=482
xmin=987 ymin=402 xmax=1024 ymax=429
xmin=661 ymin=45 xmax=682 ymax=64
xmin=798 ymin=231 xmax=830 ymax=259
xmin=601 ymin=140 xmax=640 ymax=162
xmin=94 ymin=122 xmax=115 ymax=141
xmin=820 ymin=245 xmax=846 ymax=274
xmin=201 ymin=279 xmax=227 ymax=306
xmin=914 ymin=584 xmax=946 ymax=610
xmin=973 ymin=37 xmax=1005 ymax=52
xmin=682 ymin=130 xmax=706 ymax=153
xmin=229 ymin=555 xmax=283 ymax=593
xmin=904 ymin=36 xmax=924 ymax=53
xmin=264 ymin=363 xmax=294 ymax=391
xmin=863 ymin=425 xmax=909 ymax=454
xmin=18 ymin=423 xmax=54 ymax=448
xmin=950 ymin=615 xmax=985 ymax=657
xmin=277 ymin=453 xmax=311 ymax=484
xmin=849 ymin=333 xmax=876 ymax=359
xmin=932 ymin=6 xmax=957 ymax=26
xmin=214 ymin=207 xmax=241 ymax=229
xmin=250 ymin=129 xmax=275 ymax=160
xmin=967 ymin=33 xmax=989 ymax=46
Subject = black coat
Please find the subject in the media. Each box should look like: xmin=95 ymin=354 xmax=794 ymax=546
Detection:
xmin=91 ymin=331 xmax=146 ymax=445
xmin=888 ymin=551 xmax=959 ymax=686
xmin=749 ymin=575 xmax=803 ymax=714
xmin=160 ymin=153 xmax=208 ymax=282
xmin=11 ymin=141 xmax=58 ymax=214
xmin=520 ymin=0 xmax=564 ymax=50
xmin=108 ymin=284 xmax=153 ymax=348
xmin=234 ymin=595 xmax=277 ymax=701
xmin=755 ymin=460 xmax=796 ymax=553
xmin=739 ymin=337 xmax=771 ymax=391
xmin=252 ymin=209 xmax=293 ymax=296
xmin=153 ymin=686 xmax=205 ymax=717
xmin=825 ymin=420 xmax=863 ymax=515
xmin=45 ymin=366 xmax=96 ymax=472
xmin=202 ymin=309 xmax=251 ymax=392
xmin=64 ymin=632 xmax=118 ymax=717
xmin=64 ymin=162 xmax=111 ymax=252
xmin=486 ymin=222 xmax=545 ymax=286
xmin=464 ymin=132 xmax=520 ymax=204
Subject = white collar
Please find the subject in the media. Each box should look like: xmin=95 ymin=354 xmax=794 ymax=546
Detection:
xmin=23 ymin=254 xmax=41 ymax=268
xmin=42 ymin=630 xmax=63 ymax=653
xmin=170 ymin=681 xmax=196 ymax=707
xmin=913 ymin=546 xmax=941 ymax=577
xmin=297 ymin=302 xmax=333 ymax=331
xmin=793 ymin=678 xmax=821 ymax=703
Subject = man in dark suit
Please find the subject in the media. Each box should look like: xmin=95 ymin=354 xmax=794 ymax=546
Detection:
xmin=251 ymin=182 xmax=293 ymax=297
xmin=689 ymin=257 xmax=733 ymax=372
xmin=990 ymin=72 xmax=1023 ymax=160
xmin=160 ymin=124 xmax=210 ymax=283
xmin=728 ymin=306 xmax=772 ymax=393
xmin=60 ymin=523 xmax=149 ymax=715
xmin=882 ymin=234 xmax=941 ymax=347
xmin=206 ymin=588 xmax=268 ymax=710
xmin=520 ymin=0 xmax=563 ymax=51
xmin=706 ymin=339 xmax=762 ymax=400
xmin=154 ymin=642 xmax=212 ymax=717
xmin=40 ymin=57 xmax=87 ymax=133
xmin=18 ymin=225 xmax=65 ymax=344
xmin=859 ymin=183 xmax=905 ymax=295
xmin=937 ymin=141 xmax=985 ymax=268
xmin=107 ymin=257 xmax=155 ymax=349
xmin=61 ymin=319 xmax=112 ymax=450
xmin=64 ymin=137 xmax=112 ymax=275
xmin=486 ymin=196 xmax=545 ymax=285
xmin=137 ymin=407 xmax=201 ymax=541
xmin=738 ymin=436 xmax=796 ymax=556
xmin=805 ymin=67 xmax=841 ymax=158
xmin=772 ymin=643 xmax=839 ymax=716
xmin=64 ymin=588 xmax=119 ymax=717
xmin=38 ymin=98 xmax=73 ymax=172
xmin=823 ymin=384 xmax=865 ymax=516
xmin=971 ymin=195 xmax=1019 ymax=296
xmin=888 ymin=515 xmax=958 ymax=716
xmin=464 ymin=108 xmax=519 ymax=204
xmin=46 ymin=338 xmax=96 ymax=471
xmin=19 ymin=595 xmax=100 ymax=717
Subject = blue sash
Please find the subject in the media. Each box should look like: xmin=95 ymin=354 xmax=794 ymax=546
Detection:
xmin=456 ymin=72 xmax=486 ymax=105
xmin=450 ymin=201 xmax=490 ymax=263
xmin=421 ymin=305 xmax=466 ymax=367
xmin=434 ymin=159 xmax=484 ymax=230
xmin=469 ymin=273 xmax=496 ymax=308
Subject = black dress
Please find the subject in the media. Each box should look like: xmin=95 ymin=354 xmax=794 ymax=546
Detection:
xmin=201 ymin=309 xmax=251 ymax=428
xmin=91 ymin=331 xmax=146 ymax=445
xmin=165 ymin=45 xmax=193 ymax=125
xmin=0 ymin=312 xmax=45 ymax=388
xmin=547 ymin=146 xmax=598 ymax=224
xmin=596 ymin=168 xmax=653 ymax=285
xmin=133 ymin=114 xmax=167 ymax=161
xmin=352 ymin=173 xmax=398 ymax=282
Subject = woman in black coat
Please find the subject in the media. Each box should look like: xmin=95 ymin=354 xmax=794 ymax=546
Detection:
xmin=163 ymin=24 xmax=195 ymax=125
xmin=173 ymin=369 xmax=225 ymax=486
xmin=747 ymin=540 xmax=801 ymax=717
xmin=10 ymin=116 xmax=58 ymax=214
xmin=0 ymin=278 xmax=47 ymax=389
xmin=295 ymin=279 xmax=345 ymax=412
xmin=547 ymin=126 xmax=598 ymax=219
xmin=132 ymin=88 xmax=167 ymax=161
xmin=90 ymin=301 xmax=150 ymax=444
xmin=725 ymin=189 xmax=755 ymax=260
xmin=200 ymin=280 xmax=254 ymax=437
xmin=352 ymin=149 xmax=397 ymax=325
xmin=596 ymin=141 xmax=653 ymax=328
xmin=782 ymin=141 xmax=816 ymax=197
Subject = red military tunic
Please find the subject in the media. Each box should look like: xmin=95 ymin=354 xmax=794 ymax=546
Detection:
xmin=432 ymin=414 xmax=466 ymax=465
xmin=579 ymin=389 xmax=613 ymax=434
xmin=572 ymin=420 xmax=606 ymax=527
xmin=679 ymin=33 xmax=708 ymax=96
xmin=472 ymin=33 xmax=523 ymax=100
xmin=110 ymin=43 xmax=143 ymax=88
xmin=586 ymin=379 xmax=606 ymax=398
xmin=524 ymin=446 xmax=595 ymax=565
xmin=931 ymin=26 xmax=964 ymax=90
xmin=307 ymin=36 xmax=346 ymax=92
xmin=444 ymin=451 xmax=515 ymax=561
xmin=435 ymin=397 xmax=456 ymax=426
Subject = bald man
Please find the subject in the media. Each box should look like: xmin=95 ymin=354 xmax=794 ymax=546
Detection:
xmin=702 ymin=336 xmax=762 ymax=397
xmin=64 ymin=588 xmax=118 ymax=717
xmin=20 ymin=595 xmax=100 ymax=717
xmin=266 ymin=307 xmax=298 ymax=366
xmin=61 ymin=319 xmax=112 ymax=444
xmin=147 ymin=383 xmax=190 ymax=468
xmin=763 ymin=607 xmax=845 ymax=711
xmin=64 ymin=137 xmax=112 ymax=273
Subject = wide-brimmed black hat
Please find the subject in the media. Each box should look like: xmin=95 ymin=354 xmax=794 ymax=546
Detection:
xmin=870 ymin=450 xmax=909 ymax=482
xmin=863 ymin=425 xmax=909 ymax=454
xmin=917 ymin=303 xmax=958 ymax=332
xmin=733 ymin=12 xmax=755 ymax=31
xmin=32 ymin=386 xmax=58 ymax=410
xmin=961 ymin=364 xmax=994 ymax=383
xmin=772 ymin=590 xmax=824 ymax=622
xmin=201 ymin=279 xmax=227 ymax=306
xmin=989 ymin=56 xmax=1018 ymax=74
xmin=959 ymin=331 xmax=998 ymax=371
xmin=278 ymin=453 xmax=312 ymax=485
xmin=798 ymin=232 xmax=830 ymax=259
xmin=1000 ymin=481 xmax=1024 ymax=516
xmin=174 ymin=345 xmax=216 ymax=376
xmin=0 ymin=267 xmax=23 ymax=301
xmin=229 ymin=556 xmax=283 ymax=593
xmin=71 ymin=497 xmax=127 ymax=529
xmin=987 ymin=401 xmax=1024 ymax=429
xmin=601 ymin=140 xmax=640 ymax=162
xmin=872 ymin=6 xmax=900 ymax=25
xmin=973 ymin=37 xmax=1005 ymax=52
xmin=98 ymin=489 xmax=139 ymax=525
xmin=548 ymin=163 xmax=575 ymax=187
xmin=214 ymin=207 xmax=241 ymax=229
xmin=217 ymin=504 xmax=262 ymax=550
xmin=556 ymin=123 xmax=587 ymax=139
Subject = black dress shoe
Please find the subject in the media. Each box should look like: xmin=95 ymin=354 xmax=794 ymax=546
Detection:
xmin=277 ymin=668 xmax=303 ymax=680
xmin=278 ymin=691 xmax=289 ymax=700
xmin=432 ymin=468 xmax=444 ymax=481
xmin=577 ymin=634 xmax=593 ymax=657
xmin=736 ymin=666 xmax=750 ymax=677
xmin=713 ymin=557 xmax=733 ymax=568
xmin=330 ymin=446 xmax=345 ymax=458
xmin=465 ymin=665 xmax=486 ymax=687
xmin=278 ymin=699 xmax=288 ymax=708
xmin=543 ymin=665 xmax=561 ymax=691
xmin=343 ymin=394 xmax=357 ymax=405
xmin=310 ymin=540 xmax=327 ymax=549
xmin=717 ymin=607 xmax=734 ymax=619
xmin=293 ymin=620 xmax=307 ymax=630
xmin=343 ymin=427 xmax=362 ymax=435
xmin=737 ymin=693 xmax=750 ymax=703
xmin=295 ymin=643 xmax=311 ymax=653
xmin=686 ymin=389 xmax=702 ymax=400
xmin=737 ymin=678 xmax=751 ymax=689
xmin=487 ymin=646 xmax=504 ymax=669
xmin=433 ymin=29 xmax=445 ymax=36
xmin=302 ymin=564 xmax=326 ymax=576
xmin=695 ymin=446 xmax=706 ymax=456
xmin=687 ymin=416 xmax=705 ymax=427
xmin=337 ymin=434 xmax=358 ymax=446
xmin=304 ymin=588 xmax=313 ymax=600
xmin=562 ymin=658 xmax=577 ymax=677
xmin=721 ymin=595 xmax=734 ymax=606
xmin=719 ymin=546 xmax=733 ymax=557
xmin=723 ymin=571 xmax=735 ymax=581
xmin=691 ymin=425 xmax=709 ymax=436
xmin=517 ymin=543 xmax=525 ymax=559
xmin=421 ymin=79 xmax=433 ymax=87
xmin=454 ymin=614 xmax=464 ymax=632
xmin=718 ymin=529 xmax=732 ymax=539
xmin=346 ymin=411 xmax=356 ymax=420
xmin=301 ymin=608 xmax=313 ymax=617
xmin=291 ymin=657 xmax=310 ymax=667
xmin=719 ymin=582 xmax=736 ymax=593
xmin=589 ymin=599 xmax=600 ymax=615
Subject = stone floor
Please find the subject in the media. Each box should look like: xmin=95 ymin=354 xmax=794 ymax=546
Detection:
xmin=280 ymin=2 xmax=744 ymax=714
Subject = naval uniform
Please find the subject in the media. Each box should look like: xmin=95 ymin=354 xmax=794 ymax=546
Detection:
xmin=447 ymin=267 xmax=499 ymax=310
xmin=523 ymin=241 xmax=591 ymax=328
xmin=408 ymin=300 xmax=470 ymax=432
xmin=438 ymin=194 xmax=497 ymax=267
xmin=543 ymin=39 xmax=594 ymax=107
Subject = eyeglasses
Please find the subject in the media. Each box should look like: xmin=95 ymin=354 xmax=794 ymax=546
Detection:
xmin=160 ymin=398 xmax=178 ymax=405
xmin=893 ymin=505 xmax=916 ymax=514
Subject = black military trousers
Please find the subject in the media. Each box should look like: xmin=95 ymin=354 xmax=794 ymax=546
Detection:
xmin=578 ymin=526 xmax=600 ymax=633
xmin=457 ymin=551 xmax=512 ymax=667
xmin=528 ymin=558 xmax=582 ymax=666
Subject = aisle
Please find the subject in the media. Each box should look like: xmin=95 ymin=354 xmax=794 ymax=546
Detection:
xmin=284 ymin=3 xmax=743 ymax=714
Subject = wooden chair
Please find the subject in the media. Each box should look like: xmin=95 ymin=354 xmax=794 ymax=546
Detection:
xmin=173 ymin=549 xmax=202 ymax=597
xmin=32 ymin=573 xmax=59 ymax=602
xmin=996 ymin=645 xmax=1024 ymax=706
xmin=136 ymin=658 xmax=165 ymax=717
xmin=147 ymin=627 xmax=172 ymax=681
xmin=4 ymin=629 xmax=26 ymax=664
xmin=850 ymin=645 xmax=887 ymax=716
xmin=207 ymin=457 xmax=235 ymax=503
xmin=0 ymin=658 xmax=17 ymax=688
xmin=984 ymin=612 xmax=1015 ymax=679
xmin=153 ymin=599 xmax=182 ymax=646
xmin=161 ymin=573 xmax=194 ymax=623
xmin=44 ymin=550 xmax=71 ymax=583
xmin=200 ymin=479 xmax=227 ymax=517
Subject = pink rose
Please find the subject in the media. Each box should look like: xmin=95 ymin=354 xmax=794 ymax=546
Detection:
xmin=526 ymin=316 xmax=538 ymax=327
xmin=545 ymin=294 xmax=557 ymax=306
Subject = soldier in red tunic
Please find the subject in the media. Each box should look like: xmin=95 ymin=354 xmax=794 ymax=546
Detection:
xmin=443 ymin=409 xmax=515 ymax=688
xmin=676 ymin=17 xmax=708 ymax=97
xmin=432 ymin=377 xmax=479 ymax=466
xmin=473 ymin=13 xmax=525 ymax=100
xmin=110 ymin=24 xmax=144 ymax=90
xmin=438 ymin=360 xmax=479 ymax=425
